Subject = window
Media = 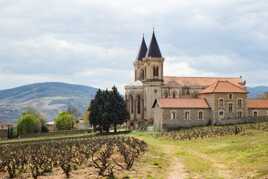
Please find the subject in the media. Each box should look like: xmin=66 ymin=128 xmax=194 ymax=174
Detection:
xmin=164 ymin=91 xmax=168 ymax=98
xmin=198 ymin=111 xmax=203 ymax=120
xmin=237 ymin=111 xmax=242 ymax=118
xmin=219 ymin=111 xmax=224 ymax=119
xmin=228 ymin=103 xmax=233 ymax=113
xmin=229 ymin=94 xmax=233 ymax=99
xmin=253 ymin=111 xmax=258 ymax=118
xmin=172 ymin=91 xmax=176 ymax=98
xmin=171 ymin=111 xmax=176 ymax=120
xmin=153 ymin=66 xmax=159 ymax=77
xmin=219 ymin=98 xmax=224 ymax=107
xmin=130 ymin=95 xmax=134 ymax=113
xmin=137 ymin=95 xmax=141 ymax=114
xmin=140 ymin=69 xmax=144 ymax=80
xmin=238 ymin=99 xmax=242 ymax=108
xmin=184 ymin=111 xmax=190 ymax=120
xmin=182 ymin=87 xmax=190 ymax=96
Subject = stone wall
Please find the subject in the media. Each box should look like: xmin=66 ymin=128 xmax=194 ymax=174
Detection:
xmin=160 ymin=108 xmax=211 ymax=130
xmin=199 ymin=93 xmax=247 ymax=121
xmin=214 ymin=116 xmax=268 ymax=125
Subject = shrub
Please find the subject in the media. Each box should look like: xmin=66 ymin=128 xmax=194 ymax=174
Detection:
xmin=16 ymin=112 xmax=41 ymax=136
xmin=54 ymin=112 xmax=75 ymax=130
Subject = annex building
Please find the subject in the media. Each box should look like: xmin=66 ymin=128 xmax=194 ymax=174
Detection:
xmin=125 ymin=31 xmax=268 ymax=131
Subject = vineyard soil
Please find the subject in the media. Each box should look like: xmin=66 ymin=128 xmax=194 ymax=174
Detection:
xmin=0 ymin=128 xmax=267 ymax=179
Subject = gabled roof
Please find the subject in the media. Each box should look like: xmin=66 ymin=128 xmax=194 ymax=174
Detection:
xmin=164 ymin=76 xmax=243 ymax=87
xmin=158 ymin=98 xmax=209 ymax=109
xmin=146 ymin=31 xmax=162 ymax=58
xmin=199 ymin=80 xmax=247 ymax=94
xmin=247 ymin=99 xmax=268 ymax=109
xmin=136 ymin=36 xmax=147 ymax=61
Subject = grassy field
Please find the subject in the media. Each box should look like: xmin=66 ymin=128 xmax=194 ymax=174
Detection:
xmin=128 ymin=129 xmax=268 ymax=179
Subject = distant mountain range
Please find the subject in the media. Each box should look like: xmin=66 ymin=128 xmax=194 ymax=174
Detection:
xmin=247 ymin=86 xmax=268 ymax=98
xmin=0 ymin=82 xmax=267 ymax=123
xmin=0 ymin=82 xmax=97 ymax=123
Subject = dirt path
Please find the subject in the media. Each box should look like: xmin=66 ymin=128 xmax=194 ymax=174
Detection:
xmin=167 ymin=158 xmax=188 ymax=179
xmin=161 ymin=144 xmax=188 ymax=179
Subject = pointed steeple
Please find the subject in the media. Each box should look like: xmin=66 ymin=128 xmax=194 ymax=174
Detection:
xmin=146 ymin=30 xmax=162 ymax=58
xmin=136 ymin=35 xmax=147 ymax=61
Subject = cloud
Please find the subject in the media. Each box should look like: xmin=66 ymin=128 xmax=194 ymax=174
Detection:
xmin=0 ymin=0 xmax=267 ymax=92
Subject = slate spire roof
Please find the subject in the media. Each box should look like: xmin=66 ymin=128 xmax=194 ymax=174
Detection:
xmin=136 ymin=35 xmax=147 ymax=61
xmin=146 ymin=30 xmax=162 ymax=58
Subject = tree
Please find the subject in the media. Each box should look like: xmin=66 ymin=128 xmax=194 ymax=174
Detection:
xmin=23 ymin=107 xmax=48 ymax=132
xmin=66 ymin=105 xmax=81 ymax=119
xmin=54 ymin=112 xmax=75 ymax=130
xmin=90 ymin=89 xmax=111 ymax=133
xmin=110 ymin=86 xmax=129 ymax=133
xmin=89 ymin=87 xmax=129 ymax=134
xmin=16 ymin=112 xmax=42 ymax=136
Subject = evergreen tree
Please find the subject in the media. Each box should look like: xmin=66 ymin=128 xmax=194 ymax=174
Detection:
xmin=89 ymin=87 xmax=129 ymax=134
xmin=111 ymin=86 xmax=129 ymax=133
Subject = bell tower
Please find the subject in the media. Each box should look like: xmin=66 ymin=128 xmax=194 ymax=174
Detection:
xmin=142 ymin=30 xmax=165 ymax=122
xmin=143 ymin=30 xmax=164 ymax=82
xmin=134 ymin=35 xmax=147 ymax=81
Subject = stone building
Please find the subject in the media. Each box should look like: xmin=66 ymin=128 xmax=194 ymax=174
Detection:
xmin=125 ymin=31 xmax=268 ymax=131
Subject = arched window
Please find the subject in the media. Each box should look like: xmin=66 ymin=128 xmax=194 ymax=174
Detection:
xmin=130 ymin=95 xmax=134 ymax=113
xmin=182 ymin=87 xmax=190 ymax=96
xmin=219 ymin=98 xmax=224 ymax=108
xmin=137 ymin=95 xmax=141 ymax=114
xmin=153 ymin=66 xmax=159 ymax=77
xmin=253 ymin=111 xmax=258 ymax=118
xmin=140 ymin=69 xmax=144 ymax=80
xmin=172 ymin=91 xmax=176 ymax=98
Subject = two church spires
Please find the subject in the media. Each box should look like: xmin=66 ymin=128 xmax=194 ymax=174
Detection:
xmin=136 ymin=30 xmax=162 ymax=61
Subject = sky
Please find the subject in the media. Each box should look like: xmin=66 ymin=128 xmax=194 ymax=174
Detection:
xmin=0 ymin=0 xmax=267 ymax=92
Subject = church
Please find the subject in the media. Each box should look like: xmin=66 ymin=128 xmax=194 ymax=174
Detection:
xmin=125 ymin=31 xmax=268 ymax=131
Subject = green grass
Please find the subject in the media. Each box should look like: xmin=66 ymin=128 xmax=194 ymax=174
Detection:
xmin=129 ymin=130 xmax=268 ymax=179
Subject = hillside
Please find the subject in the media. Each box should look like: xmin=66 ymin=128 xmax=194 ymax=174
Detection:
xmin=0 ymin=82 xmax=97 ymax=122
xmin=247 ymin=86 xmax=268 ymax=98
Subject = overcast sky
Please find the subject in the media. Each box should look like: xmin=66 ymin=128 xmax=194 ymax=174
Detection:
xmin=0 ymin=0 xmax=267 ymax=92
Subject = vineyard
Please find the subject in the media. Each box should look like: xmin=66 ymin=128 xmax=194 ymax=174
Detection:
xmin=153 ymin=122 xmax=268 ymax=140
xmin=0 ymin=136 xmax=147 ymax=178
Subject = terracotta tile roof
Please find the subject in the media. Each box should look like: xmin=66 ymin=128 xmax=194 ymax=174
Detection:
xmin=164 ymin=76 xmax=243 ymax=87
xmin=199 ymin=80 xmax=247 ymax=94
xmin=159 ymin=98 xmax=209 ymax=109
xmin=247 ymin=99 xmax=268 ymax=109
